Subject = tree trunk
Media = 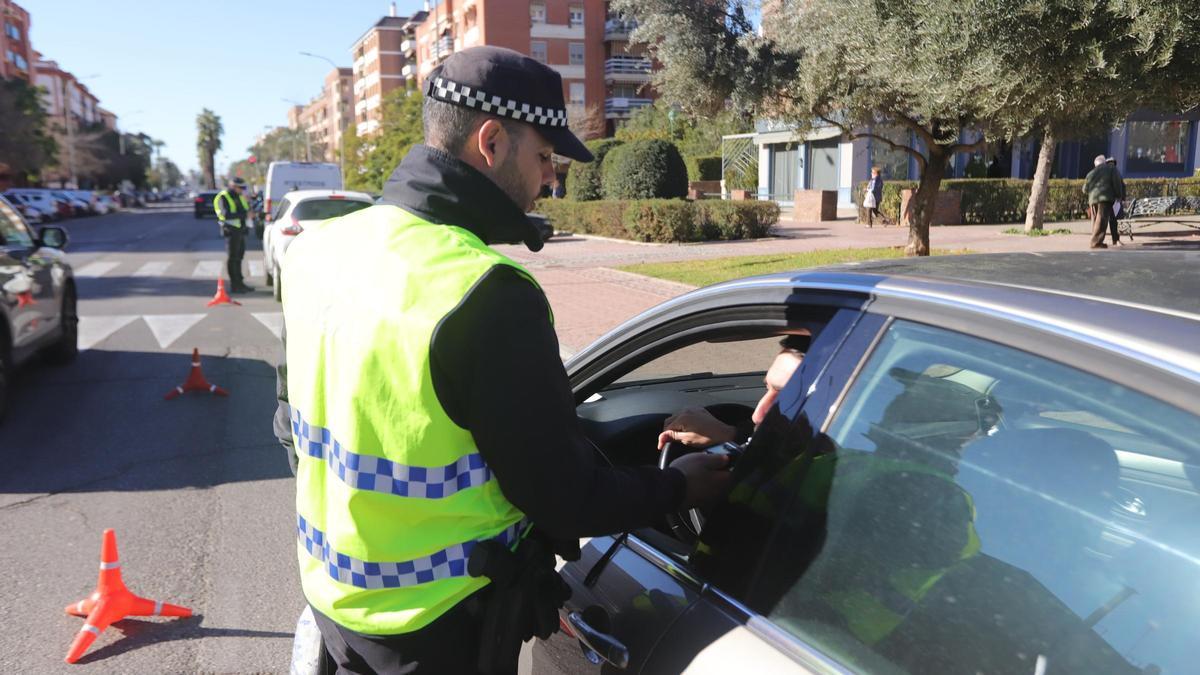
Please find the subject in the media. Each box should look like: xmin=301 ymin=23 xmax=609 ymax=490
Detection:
xmin=203 ymin=152 xmax=215 ymax=189
xmin=1024 ymin=129 xmax=1056 ymax=232
xmin=905 ymin=148 xmax=949 ymax=257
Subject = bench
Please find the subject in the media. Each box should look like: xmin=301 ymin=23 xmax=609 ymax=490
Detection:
xmin=1117 ymin=196 xmax=1200 ymax=239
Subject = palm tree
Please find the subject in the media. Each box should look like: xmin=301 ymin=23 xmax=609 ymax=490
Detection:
xmin=195 ymin=109 xmax=223 ymax=189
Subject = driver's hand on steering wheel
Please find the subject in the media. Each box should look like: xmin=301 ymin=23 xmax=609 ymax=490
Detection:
xmin=669 ymin=452 xmax=734 ymax=508
xmin=658 ymin=407 xmax=737 ymax=450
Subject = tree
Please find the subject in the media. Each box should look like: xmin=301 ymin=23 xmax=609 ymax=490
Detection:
xmin=344 ymin=90 xmax=424 ymax=192
xmin=616 ymin=101 xmax=750 ymax=158
xmin=196 ymin=109 xmax=223 ymax=189
xmin=0 ymin=78 xmax=58 ymax=184
xmin=619 ymin=0 xmax=1200 ymax=255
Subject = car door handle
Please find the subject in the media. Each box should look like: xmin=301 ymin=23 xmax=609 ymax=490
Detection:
xmin=567 ymin=611 xmax=630 ymax=670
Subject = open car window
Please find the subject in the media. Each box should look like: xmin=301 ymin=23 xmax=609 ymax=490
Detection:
xmin=610 ymin=335 xmax=784 ymax=387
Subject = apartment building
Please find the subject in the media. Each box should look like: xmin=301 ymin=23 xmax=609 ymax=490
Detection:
xmin=351 ymin=7 xmax=424 ymax=137
xmin=297 ymin=68 xmax=354 ymax=162
xmin=406 ymin=0 xmax=652 ymax=139
xmin=1 ymin=0 xmax=34 ymax=81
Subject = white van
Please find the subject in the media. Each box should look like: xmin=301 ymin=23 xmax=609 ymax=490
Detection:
xmin=264 ymin=162 xmax=342 ymax=219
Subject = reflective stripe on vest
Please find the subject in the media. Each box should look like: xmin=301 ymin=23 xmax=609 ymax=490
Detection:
xmin=286 ymin=205 xmax=542 ymax=635
xmin=298 ymin=513 xmax=524 ymax=589
xmin=214 ymin=190 xmax=247 ymax=224
xmin=292 ymin=407 xmax=492 ymax=498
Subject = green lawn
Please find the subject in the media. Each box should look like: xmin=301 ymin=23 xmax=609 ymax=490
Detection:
xmin=620 ymin=247 xmax=971 ymax=287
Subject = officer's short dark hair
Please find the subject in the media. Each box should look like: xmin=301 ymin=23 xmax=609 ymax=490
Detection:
xmin=422 ymin=96 xmax=526 ymax=156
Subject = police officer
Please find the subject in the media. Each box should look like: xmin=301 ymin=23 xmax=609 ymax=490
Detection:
xmin=274 ymin=46 xmax=731 ymax=673
xmin=213 ymin=177 xmax=253 ymax=292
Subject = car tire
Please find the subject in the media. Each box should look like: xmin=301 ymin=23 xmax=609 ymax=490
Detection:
xmin=44 ymin=285 xmax=79 ymax=365
xmin=273 ymin=269 xmax=283 ymax=302
xmin=264 ymin=264 xmax=274 ymax=287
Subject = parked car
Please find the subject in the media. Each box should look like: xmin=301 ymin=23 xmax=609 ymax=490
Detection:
xmin=529 ymin=251 xmax=1200 ymax=675
xmin=264 ymin=161 xmax=342 ymax=222
xmin=51 ymin=191 xmax=90 ymax=217
xmin=263 ymin=189 xmax=373 ymax=301
xmin=193 ymin=190 xmax=220 ymax=219
xmin=0 ymin=195 xmax=75 ymax=422
xmin=93 ymin=194 xmax=116 ymax=215
xmin=66 ymin=190 xmax=98 ymax=214
xmin=5 ymin=190 xmax=60 ymax=222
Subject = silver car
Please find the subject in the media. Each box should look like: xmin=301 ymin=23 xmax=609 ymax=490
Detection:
xmin=0 ymin=195 xmax=75 ymax=421
xmin=534 ymin=251 xmax=1200 ymax=674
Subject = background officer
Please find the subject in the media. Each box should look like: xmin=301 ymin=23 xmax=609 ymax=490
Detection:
xmin=275 ymin=46 xmax=731 ymax=673
xmin=213 ymin=177 xmax=253 ymax=292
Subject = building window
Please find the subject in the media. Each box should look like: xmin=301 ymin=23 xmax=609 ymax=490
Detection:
xmin=569 ymin=82 xmax=585 ymax=105
xmin=569 ymin=43 xmax=585 ymax=66
xmin=530 ymin=41 xmax=547 ymax=64
xmin=569 ymin=5 xmax=585 ymax=27
xmin=1125 ymin=120 xmax=1191 ymax=175
xmin=4 ymin=23 xmax=19 ymax=41
xmin=530 ymin=4 xmax=546 ymax=24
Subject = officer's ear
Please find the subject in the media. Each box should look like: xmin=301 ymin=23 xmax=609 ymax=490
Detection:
xmin=476 ymin=118 xmax=508 ymax=169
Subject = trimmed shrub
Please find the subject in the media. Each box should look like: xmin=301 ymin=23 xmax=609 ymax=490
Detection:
xmin=534 ymin=198 xmax=778 ymax=242
xmin=852 ymin=176 xmax=1200 ymax=225
xmin=566 ymin=139 xmax=623 ymax=201
xmin=601 ymin=139 xmax=689 ymax=200
xmin=695 ymin=200 xmax=780 ymax=239
xmin=685 ymin=155 xmax=723 ymax=182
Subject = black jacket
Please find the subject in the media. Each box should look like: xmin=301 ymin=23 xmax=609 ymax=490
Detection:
xmin=274 ymin=145 xmax=685 ymax=539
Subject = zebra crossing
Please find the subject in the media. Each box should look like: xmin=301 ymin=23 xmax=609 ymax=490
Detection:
xmin=71 ymin=258 xmax=267 ymax=280
xmin=78 ymin=312 xmax=284 ymax=351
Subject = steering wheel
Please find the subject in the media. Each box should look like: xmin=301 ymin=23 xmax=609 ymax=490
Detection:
xmin=658 ymin=441 xmax=744 ymax=546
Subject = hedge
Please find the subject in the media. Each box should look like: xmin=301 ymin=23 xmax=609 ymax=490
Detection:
xmin=566 ymin=138 xmax=623 ymax=201
xmin=851 ymin=176 xmax=1200 ymax=225
xmin=685 ymin=155 xmax=723 ymax=182
xmin=601 ymin=139 xmax=689 ymax=200
xmin=535 ymin=198 xmax=779 ymax=243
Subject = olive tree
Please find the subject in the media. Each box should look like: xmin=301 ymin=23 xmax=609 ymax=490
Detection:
xmin=618 ymin=0 xmax=1200 ymax=254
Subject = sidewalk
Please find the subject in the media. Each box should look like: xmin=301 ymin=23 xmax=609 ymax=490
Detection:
xmin=495 ymin=217 xmax=1200 ymax=353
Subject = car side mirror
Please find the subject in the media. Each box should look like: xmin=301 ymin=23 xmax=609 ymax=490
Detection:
xmin=38 ymin=226 xmax=69 ymax=250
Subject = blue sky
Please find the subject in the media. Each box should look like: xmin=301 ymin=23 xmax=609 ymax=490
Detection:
xmin=22 ymin=0 xmax=424 ymax=175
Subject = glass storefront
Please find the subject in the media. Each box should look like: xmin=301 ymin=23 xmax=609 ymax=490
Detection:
xmin=868 ymin=125 xmax=912 ymax=180
xmin=1125 ymin=120 xmax=1191 ymax=175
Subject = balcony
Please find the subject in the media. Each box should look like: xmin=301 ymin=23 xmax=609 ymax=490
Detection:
xmin=401 ymin=39 xmax=415 ymax=56
xmin=433 ymin=35 xmax=454 ymax=60
xmin=604 ymin=19 xmax=637 ymax=41
xmin=604 ymin=97 xmax=653 ymax=119
xmin=603 ymin=56 xmax=651 ymax=83
xmin=402 ymin=64 xmax=415 ymax=78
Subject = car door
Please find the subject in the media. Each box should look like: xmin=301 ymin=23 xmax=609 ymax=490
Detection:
xmin=534 ymin=298 xmax=875 ymax=674
xmin=0 ymin=198 xmax=53 ymax=349
xmin=670 ymin=315 xmax=1200 ymax=675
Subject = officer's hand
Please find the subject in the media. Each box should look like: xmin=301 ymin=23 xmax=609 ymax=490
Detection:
xmin=658 ymin=407 xmax=737 ymax=450
xmin=669 ymin=452 xmax=733 ymax=509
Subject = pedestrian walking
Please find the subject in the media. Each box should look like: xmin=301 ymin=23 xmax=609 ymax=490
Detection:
xmin=274 ymin=46 xmax=731 ymax=674
xmin=213 ymin=177 xmax=254 ymax=292
xmin=1082 ymin=155 xmax=1120 ymax=249
xmin=1106 ymin=156 xmax=1127 ymax=245
xmin=864 ymin=166 xmax=888 ymax=227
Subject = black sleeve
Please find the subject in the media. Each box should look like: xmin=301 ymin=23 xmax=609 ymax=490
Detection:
xmin=430 ymin=266 xmax=686 ymax=540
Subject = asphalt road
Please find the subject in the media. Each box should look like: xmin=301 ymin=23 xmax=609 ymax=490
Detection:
xmin=0 ymin=205 xmax=300 ymax=674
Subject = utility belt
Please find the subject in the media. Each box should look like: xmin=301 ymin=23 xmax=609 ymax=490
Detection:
xmin=468 ymin=528 xmax=580 ymax=674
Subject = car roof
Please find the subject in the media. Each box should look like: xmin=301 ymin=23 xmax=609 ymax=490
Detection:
xmin=281 ymin=189 xmax=373 ymax=202
xmin=797 ymin=251 xmax=1200 ymax=317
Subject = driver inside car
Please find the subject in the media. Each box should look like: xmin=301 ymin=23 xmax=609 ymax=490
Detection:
xmin=657 ymin=335 xmax=808 ymax=451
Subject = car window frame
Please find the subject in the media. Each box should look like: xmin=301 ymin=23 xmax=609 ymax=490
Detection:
xmin=291 ymin=197 xmax=372 ymax=222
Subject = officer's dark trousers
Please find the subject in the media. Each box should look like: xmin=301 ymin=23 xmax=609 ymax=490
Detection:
xmin=310 ymin=592 xmax=493 ymax=675
xmin=225 ymin=227 xmax=246 ymax=287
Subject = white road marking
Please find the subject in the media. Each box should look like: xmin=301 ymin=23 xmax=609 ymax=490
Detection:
xmin=248 ymin=261 xmax=264 ymax=279
xmin=133 ymin=261 xmax=171 ymax=277
xmin=74 ymin=261 xmax=120 ymax=278
xmin=78 ymin=315 xmax=138 ymax=350
xmin=253 ymin=312 xmax=283 ymax=339
xmin=192 ymin=261 xmax=223 ymax=278
xmin=143 ymin=314 xmax=206 ymax=349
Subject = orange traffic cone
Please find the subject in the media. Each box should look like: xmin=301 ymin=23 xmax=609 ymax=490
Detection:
xmin=206 ymin=278 xmax=241 ymax=307
xmin=16 ymin=290 xmax=36 ymax=307
xmin=163 ymin=348 xmax=229 ymax=400
xmin=64 ymin=529 xmax=192 ymax=664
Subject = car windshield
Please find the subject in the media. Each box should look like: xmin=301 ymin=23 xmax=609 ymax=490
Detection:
xmin=293 ymin=199 xmax=370 ymax=221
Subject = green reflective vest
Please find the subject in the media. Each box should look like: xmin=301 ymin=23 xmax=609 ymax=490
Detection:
xmin=214 ymin=190 xmax=248 ymax=226
xmin=284 ymin=205 xmax=536 ymax=635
